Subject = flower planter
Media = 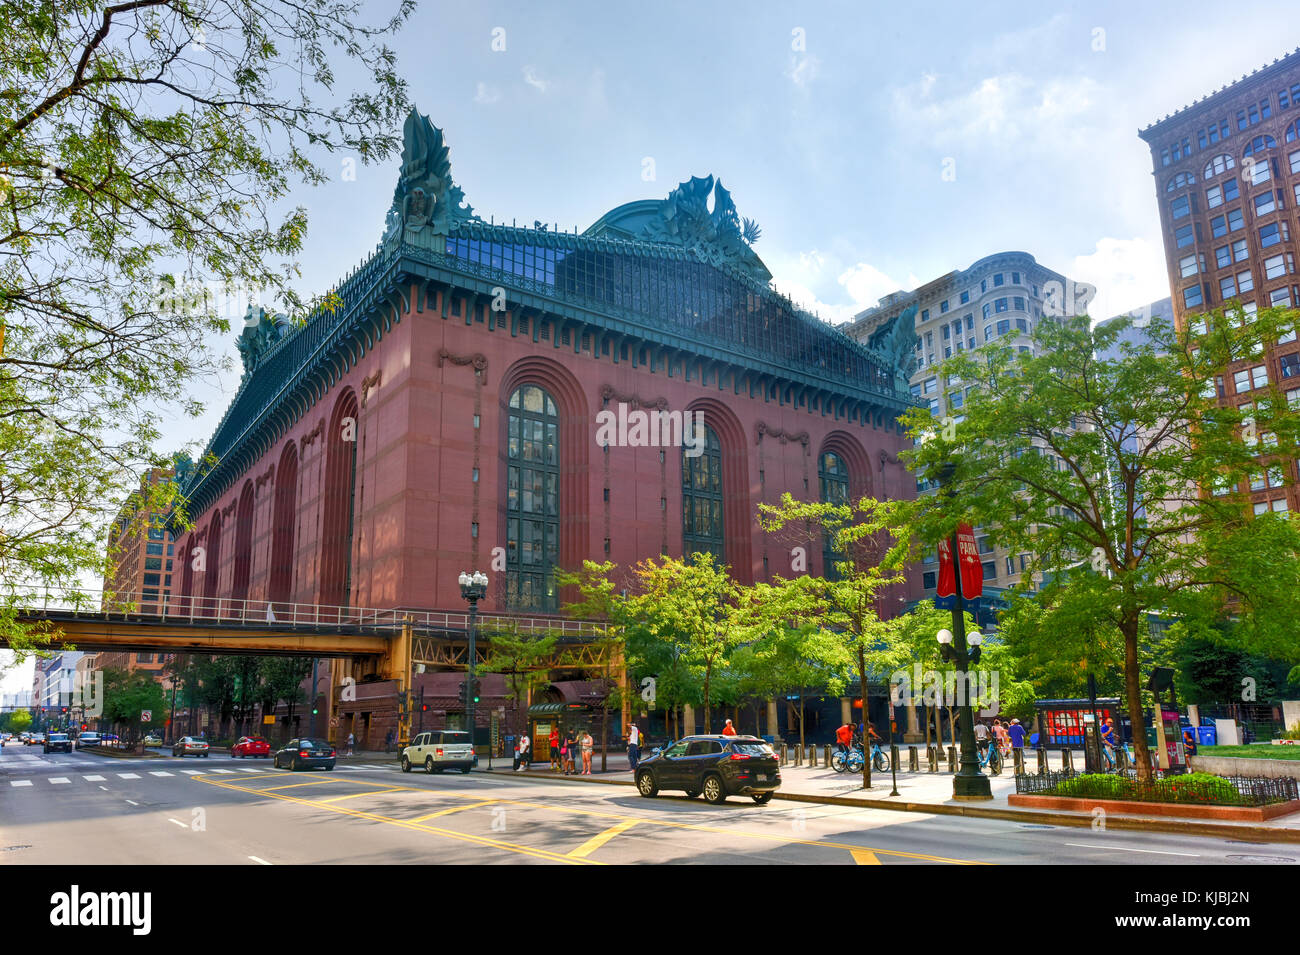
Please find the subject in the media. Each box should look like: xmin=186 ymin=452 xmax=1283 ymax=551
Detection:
xmin=1008 ymin=793 xmax=1300 ymax=821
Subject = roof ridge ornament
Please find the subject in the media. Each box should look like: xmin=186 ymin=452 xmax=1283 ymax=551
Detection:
xmin=236 ymin=305 xmax=291 ymax=378
xmin=382 ymin=108 xmax=478 ymax=250
xmin=641 ymin=175 xmax=766 ymax=280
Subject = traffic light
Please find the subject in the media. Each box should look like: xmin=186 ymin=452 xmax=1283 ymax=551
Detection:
xmin=470 ymin=679 xmax=481 ymax=704
xmin=312 ymin=705 xmax=318 ymax=715
xmin=421 ymin=703 xmax=429 ymax=712
xmin=457 ymin=681 xmax=467 ymax=705
xmin=80 ymin=723 xmax=87 ymax=731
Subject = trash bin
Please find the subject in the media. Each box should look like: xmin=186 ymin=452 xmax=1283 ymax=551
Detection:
xmin=1198 ymin=725 xmax=1217 ymax=747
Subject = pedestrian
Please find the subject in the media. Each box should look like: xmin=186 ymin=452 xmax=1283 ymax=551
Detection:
xmin=580 ymin=729 xmax=594 ymax=775
xmin=627 ymin=721 xmax=641 ymax=771
xmin=346 ymin=732 xmax=355 ymax=756
xmin=991 ymin=719 xmax=1006 ymax=757
xmin=517 ymin=732 xmax=530 ymax=771
xmin=563 ymin=732 xmax=576 ymax=775
xmin=384 ymin=729 xmax=394 ymax=753
xmin=549 ymin=726 xmax=561 ymax=771
xmin=721 ymin=719 xmax=737 ymax=736
xmin=1007 ymin=718 xmax=1026 ymax=756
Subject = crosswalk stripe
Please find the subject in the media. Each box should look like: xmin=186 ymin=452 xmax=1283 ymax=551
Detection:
xmin=180 ymin=770 xmax=204 ymax=775
xmin=117 ymin=773 xmax=140 ymax=779
xmin=49 ymin=777 xmax=71 ymax=784
xmin=9 ymin=780 xmax=32 ymax=787
xmin=82 ymin=775 xmax=106 ymax=781
xmin=149 ymin=771 xmax=174 ymax=777
xmin=212 ymin=769 xmax=236 ymax=774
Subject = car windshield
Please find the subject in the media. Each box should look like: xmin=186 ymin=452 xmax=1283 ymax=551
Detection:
xmin=731 ymin=742 xmax=773 ymax=755
xmin=47 ymin=734 xmax=68 ymax=741
xmin=441 ymin=732 xmax=470 ymax=743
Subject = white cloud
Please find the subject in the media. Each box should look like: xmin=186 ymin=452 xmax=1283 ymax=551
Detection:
xmin=474 ymin=82 xmax=501 ymax=105
xmin=838 ymin=262 xmax=909 ymax=310
xmin=1068 ymin=236 xmax=1171 ymax=321
xmin=770 ymin=257 xmax=910 ymax=324
xmin=523 ymin=66 xmax=550 ymax=93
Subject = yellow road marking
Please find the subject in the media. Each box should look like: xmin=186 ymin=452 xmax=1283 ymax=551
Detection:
xmin=196 ymin=776 xmax=593 ymax=865
xmin=319 ymin=789 xmax=404 ymax=803
xmin=851 ymin=849 xmax=882 ymax=865
xmin=409 ymin=800 xmax=497 ymax=822
xmin=567 ymin=818 xmax=639 ymax=859
xmin=259 ymin=779 xmax=341 ymax=792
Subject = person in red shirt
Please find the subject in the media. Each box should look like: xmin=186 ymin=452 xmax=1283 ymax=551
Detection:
xmin=835 ymin=723 xmax=854 ymax=755
xmin=722 ymin=719 xmax=737 ymax=736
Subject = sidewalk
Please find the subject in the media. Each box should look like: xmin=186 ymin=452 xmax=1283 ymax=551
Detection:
xmin=447 ymin=747 xmax=1300 ymax=843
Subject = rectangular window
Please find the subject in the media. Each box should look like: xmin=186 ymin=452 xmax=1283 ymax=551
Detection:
xmin=965 ymin=314 xmax=974 ymax=330
xmin=1220 ymin=274 xmax=1237 ymax=299
xmin=1234 ymin=369 xmax=1251 ymax=392
xmin=1170 ymin=195 xmax=1190 ymax=219
xmin=1265 ymin=254 xmax=1288 ymax=280
xmin=981 ymin=561 xmax=997 ymax=581
xmin=994 ymin=273 xmax=1005 ymax=286
xmin=922 ymin=309 xmax=930 ymax=322
xmin=1215 ymin=244 xmax=1231 ymax=268
xmin=1227 ymin=208 xmax=1244 ymax=232
xmin=942 ymin=324 xmax=950 ymax=340
xmin=1233 ymin=239 xmax=1250 ymax=262
xmin=1261 ymin=223 xmax=1282 ymax=248
xmin=1237 ymin=269 xmax=1254 ymax=293
xmin=1175 ymin=224 xmax=1194 ymax=248
xmin=940 ymin=300 xmax=949 ymax=313
xmin=982 ymin=303 xmax=992 ymax=320
xmin=995 ymin=298 xmax=1009 ymax=312
xmin=1183 ymin=284 xmax=1203 ymax=308
xmin=996 ymin=319 xmax=1011 ymax=335
xmin=1207 ymin=184 xmax=1223 ymax=208
xmin=1248 ymin=159 xmax=1272 ymax=185
xmin=1273 ymin=499 xmax=1289 ymax=513
xmin=922 ymin=571 xmax=937 ymax=589
xmin=1180 ymin=253 xmax=1200 ymax=277
xmin=1271 ymin=286 xmax=1293 ymax=308
xmin=1014 ymin=296 xmax=1026 ymax=310
xmin=923 ymin=377 xmax=937 ymax=394
xmin=1210 ymin=214 xmax=1226 ymax=237
xmin=1281 ymin=353 xmax=1300 ymax=379
xmin=1252 ymin=365 xmax=1269 ymax=389
xmin=961 ymin=291 xmax=970 ymax=304
xmin=1290 ymin=149 xmax=1300 ymax=174
xmin=1255 ymin=190 xmax=1276 ymax=216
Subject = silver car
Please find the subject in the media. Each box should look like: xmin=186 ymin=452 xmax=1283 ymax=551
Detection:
xmin=172 ymin=736 xmax=210 ymax=757
xmin=401 ymin=730 xmax=474 ymax=773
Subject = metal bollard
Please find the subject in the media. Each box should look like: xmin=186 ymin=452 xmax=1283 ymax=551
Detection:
xmin=1013 ymin=749 xmax=1025 ymax=775
xmin=1036 ymin=748 xmax=1047 ymax=774
xmin=1117 ymin=746 xmax=1129 ymax=772
xmin=824 ymin=744 xmax=833 ymax=768
xmin=1062 ymin=748 xmax=1074 ymax=773
xmin=947 ymin=745 xmax=958 ymax=772
xmin=908 ymin=746 xmax=919 ymax=773
xmin=807 ymin=745 xmax=817 ymax=768
xmin=794 ymin=745 xmax=801 ymax=767
xmin=927 ymin=746 xmax=938 ymax=772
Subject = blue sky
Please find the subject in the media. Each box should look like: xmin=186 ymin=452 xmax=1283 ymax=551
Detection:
xmin=3 ymin=1 xmax=1296 ymax=693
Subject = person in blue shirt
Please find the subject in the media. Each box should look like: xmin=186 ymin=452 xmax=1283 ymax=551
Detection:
xmin=1007 ymin=719 xmax=1026 ymax=751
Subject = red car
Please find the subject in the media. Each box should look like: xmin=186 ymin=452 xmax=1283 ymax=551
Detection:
xmin=231 ymin=736 xmax=272 ymax=759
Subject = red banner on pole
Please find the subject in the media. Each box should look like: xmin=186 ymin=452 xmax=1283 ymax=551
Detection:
xmin=936 ymin=524 xmax=983 ymax=602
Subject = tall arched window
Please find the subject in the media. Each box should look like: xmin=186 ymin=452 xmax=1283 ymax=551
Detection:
xmin=231 ymin=481 xmax=255 ymax=605
xmin=201 ymin=512 xmax=222 ymax=616
xmin=320 ymin=390 xmax=359 ymax=609
xmin=269 ymin=442 xmax=299 ymax=611
xmin=819 ymin=451 xmax=850 ymax=579
xmin=1243 ymin=135 xmax=1276 ymax=157
xmin=506 ymin=384 xmax=560 ymax=611
xmin=682 ymin=424 xmax=724 ymax=561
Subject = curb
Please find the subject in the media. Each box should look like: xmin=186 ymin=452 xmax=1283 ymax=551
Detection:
xmin=487 ymin=769 xmax=1300 ymax=843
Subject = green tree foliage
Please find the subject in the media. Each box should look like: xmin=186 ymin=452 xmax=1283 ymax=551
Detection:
xmin=478 ymin=622 xmax=558 ymax=738
xmin=0 ymin=0 xmax=414 ymax=651
xmin=101 ymin=667 xmax=165 ymax=743
xmin=8 ymin=707 xmax=32 ymax=733
xmin=260 ymin=656 xmax=311 ymax=736
xmin=902 ymin=308 xmax=1300 ymax=779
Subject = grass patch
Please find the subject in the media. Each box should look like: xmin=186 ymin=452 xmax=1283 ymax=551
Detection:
xmin=1033 ymin=772 xmax=1295 ymax=807
xmin=1205 ymin=744 xmax=1300 ymax=761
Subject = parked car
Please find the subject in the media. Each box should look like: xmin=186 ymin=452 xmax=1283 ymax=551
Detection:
xmin=634 ymin=735 xmax=780 ymax=805
xmin=272 ymin=738 xmax=336 ymax=771
xmin=44 ymin=732 xmax=73 ymax=754
xmin=27 ymin=732 xmax=45 ymax=746
xmin=231 ymin=736 xmax=271 ymax=759
xmin=143 ymin=734 xmax=163 ymax=748
xmin=76 ymin=732 xmax=102 ymax=748
xmin=172 ymin=736 xmax=210 ymax=757
xmin=401 ymin=730 xmax=474 ymax=774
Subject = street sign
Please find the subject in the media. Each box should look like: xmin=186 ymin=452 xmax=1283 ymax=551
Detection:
xmin=140 ymin=710 xmax=152 ymax=723
xmin=262 ymin=715 xmax=275 ymax=725
xmin=329 ymin=716 xmax=339 ymax=728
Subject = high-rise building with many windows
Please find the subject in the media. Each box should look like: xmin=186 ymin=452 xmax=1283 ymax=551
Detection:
xmin=845 ymin=252 xmax=1091 ymax=623
xmin=1140 ymin=49 xmax=1300 ymax=516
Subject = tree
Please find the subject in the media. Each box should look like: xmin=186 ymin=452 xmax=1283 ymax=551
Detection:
xmin=101 ymin=667 xmax=165 ymax=745
xmin=759 ymin=494 xmax=913 ymax=788
xmin=0 ymin=0 xmax=415 ymax=651
xmin=556 ymin=560 xmax=626 ymax=771
xmin=9 ymin=707 xmax=32 ymax=734
xmin=478 ymin=622 xmax=558 ymax=742
xmin=261 ymin=656 xmax=311 ymax=738
xmin=902 ymin=308 xmax=1300 ymax=780
xmin=624 ymin=553 xmax=744 ymax=734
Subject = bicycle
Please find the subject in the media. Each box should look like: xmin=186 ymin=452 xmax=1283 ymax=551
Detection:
xmin=976 ymin=739 xmax=1002 ymax=775
xmin=831 ymin=740 xmax=890 ymax=773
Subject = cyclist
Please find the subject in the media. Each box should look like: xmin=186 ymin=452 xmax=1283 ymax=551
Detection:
xmin=1099 ymin=717 xmax=1117 ymax=766
xmin=834 ymin=722 xmax=854 ymax=756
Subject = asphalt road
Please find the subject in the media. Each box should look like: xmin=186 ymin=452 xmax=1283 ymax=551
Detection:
xmin=1 ymin=744 xmax=1297 ymax=865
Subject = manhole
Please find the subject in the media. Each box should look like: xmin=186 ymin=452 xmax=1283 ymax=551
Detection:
xmin=1225 ymin=854 xmax=1296 ymax=864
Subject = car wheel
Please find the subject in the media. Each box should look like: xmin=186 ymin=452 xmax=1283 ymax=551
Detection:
xmin=202 ymin=752 xmax=208 ymax=758
xmin=751 ymin=792 xmax=774 ymax=805
xmin=636 ymin=770 xmax=659 ymax=797
xmin=702 ymin=774 xmax=727 ymax=805
xmin=401 ymin=755 xmax=411 ymax=772
xmin=425 ymin=756 xmax=435 ymax=774
xmin=684 ymin=790 xmax=700 ymax=799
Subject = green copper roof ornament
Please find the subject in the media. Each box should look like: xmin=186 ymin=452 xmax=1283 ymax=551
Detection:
xmin=383 ymin=108 xmax=478 ymax=250
xmin=871 ymin=304 xmax=920 ymax=392
xmin=641 ymin=175 xmax=767 ymax=281
xmin=235 ymin=305 xmax=292 ymax=378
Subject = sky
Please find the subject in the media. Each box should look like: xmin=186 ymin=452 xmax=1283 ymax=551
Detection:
xmin=4 ymin=0 xmax=1298 ymax=695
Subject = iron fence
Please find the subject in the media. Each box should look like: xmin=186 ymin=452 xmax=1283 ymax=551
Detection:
xmin=1015 ymin=769 xmax=1298 ymax=807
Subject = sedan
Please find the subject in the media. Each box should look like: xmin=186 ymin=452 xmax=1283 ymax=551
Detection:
xmin=43 ymin=732 xmax=73 ymax=754
xmin=635 ymin=735 xmax=781 ymax=805
xmin=172 ymin=736 xmax=210 ymax=757
xmin=231 ymin=736 xmax=271 ymax=759
xmin=76 ymin=732 xmax=102 ymax=748
xmin=272 ymin=738 xmax=336 ymax=771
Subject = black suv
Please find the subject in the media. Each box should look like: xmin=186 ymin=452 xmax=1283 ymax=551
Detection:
xmin=635 ymin=735 xmax=780 ymax=805
xmin=43 ymin=732 xmax=72 ymax=754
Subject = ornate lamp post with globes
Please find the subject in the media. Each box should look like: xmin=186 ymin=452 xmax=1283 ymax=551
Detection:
xmin=457 ymin=571 xmax=489 ymax=752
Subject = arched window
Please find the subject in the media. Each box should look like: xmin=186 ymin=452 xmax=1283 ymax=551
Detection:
xmin=1165 ymin=171 xmax=1196 ymax=192
xmin=231 ymin=481 xmax=255 ymax=605
xmin=819 ymin=451 xmax=850 ymax=579
xmin=1287 ymin=120 xmax=1300 ymax=144
xmin=506 ymin=384 xmax=560 ymax=611
xmin=1243 ymin=135 xmax=1276 ymax=157
xmin=201 ymin=513 xmax=222 ymax=616
xmin=1204 ymin=153 xmax=1235 ymax=178
xmin=682 ymin=424 xmax=724 ymax=561
xmin=320 ymin=390 xmax=359 ymax=609
xmin=268 ymin=442 xmax=299 ymax=612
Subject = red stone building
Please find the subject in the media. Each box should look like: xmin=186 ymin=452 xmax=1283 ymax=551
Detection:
xmin=170 ymin=110 xmax=918 ymax=744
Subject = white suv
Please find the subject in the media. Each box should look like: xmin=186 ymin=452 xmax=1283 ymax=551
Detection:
xmin=401 ymin=730 xmax=475 ymax=774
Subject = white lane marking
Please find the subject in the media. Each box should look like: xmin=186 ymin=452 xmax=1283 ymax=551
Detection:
xmin=125 ymin=799 xmax=139 ymax=806
xmin=236 ymin=768 xmax=266 ymax=773
xmin=83 ymin=775 xmax=106 ymax=781
xmin=248 ymin=855 xmax=272 ymax=865
xmin=1064 ymin=842 xmax=1201 ymax=857
xmin=98 ymin=786 xmax=109 ymax=791
xmin=9 ymin=780 xmax=32 ymax=787
xmin=149 ymin=771 xmax=174 ymax=777
xmin=49 ymin=777 xmax=71 ymax=784
xmin=180 ymin=770 xmax=204 ymax=775
xmin=167 ymin=818 xmax=188 ymax=829
xmin=117 ymin=773 xmax=141 ymax=779
xmin=212 ymin=769 xmax=235 ymax=774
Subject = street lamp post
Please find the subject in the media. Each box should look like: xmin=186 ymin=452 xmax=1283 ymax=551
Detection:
xmin=458 ymin=571 xmax=489 ymax=759
xmin=935 ymin=465 xmax=992 ymax=801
